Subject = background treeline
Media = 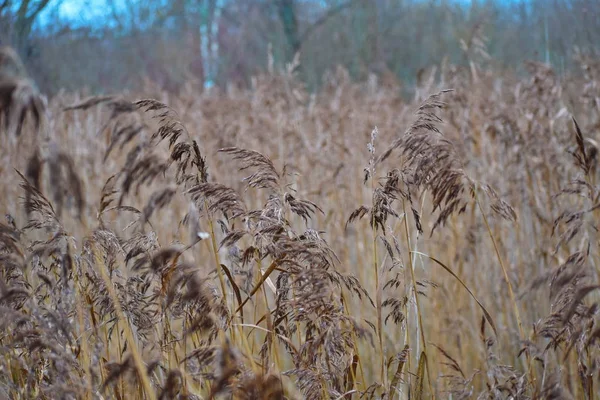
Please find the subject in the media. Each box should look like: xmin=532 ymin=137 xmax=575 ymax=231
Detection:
xmin=1 ymin=0 xmax=599 ymax=95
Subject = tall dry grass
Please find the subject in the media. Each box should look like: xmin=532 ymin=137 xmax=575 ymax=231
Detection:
xmin=1 ymin=50 xmax=600 ymax=399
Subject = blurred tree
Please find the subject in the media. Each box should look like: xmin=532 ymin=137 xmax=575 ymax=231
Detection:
xmin=0 ymin=0 xmax=57 ymax=51
xmin=274 ymin=0 xmax=363 ymax=63
xmin=275 ymin=0 xmax=299 ymax=60
xmin=7 ymin=0 xmax=600 ymax=95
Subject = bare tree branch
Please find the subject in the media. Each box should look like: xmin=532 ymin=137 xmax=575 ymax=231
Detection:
xmin=298 ymin=0 xmax=362 ymax=50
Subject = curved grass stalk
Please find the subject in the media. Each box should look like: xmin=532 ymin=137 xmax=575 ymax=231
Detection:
xmin=410 ymin=251 xmax=498 ymax=336
xmin=474 ymin=191 xmax=537 ymax=393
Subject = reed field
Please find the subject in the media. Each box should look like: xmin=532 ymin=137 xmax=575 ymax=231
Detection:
xmin=2 ymin=46 xmax=600 ymax=399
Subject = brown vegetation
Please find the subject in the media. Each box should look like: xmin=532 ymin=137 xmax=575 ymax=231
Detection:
xmin=0 ymin=45 xmax=45 ymax=137
xmin=1 ymin=50 xmax=600 ymax=399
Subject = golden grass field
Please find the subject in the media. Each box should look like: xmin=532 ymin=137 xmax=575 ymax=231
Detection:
xmin=1 ymin=53 xmax=600 ymax=399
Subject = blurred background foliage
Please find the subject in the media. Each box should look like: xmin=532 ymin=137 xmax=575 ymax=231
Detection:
xmin=1 ymin=0 xmax=599 ymax=95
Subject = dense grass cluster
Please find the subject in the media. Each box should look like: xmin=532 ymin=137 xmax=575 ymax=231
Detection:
xmin=2 ymin=53 xmax=600 ymax=399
